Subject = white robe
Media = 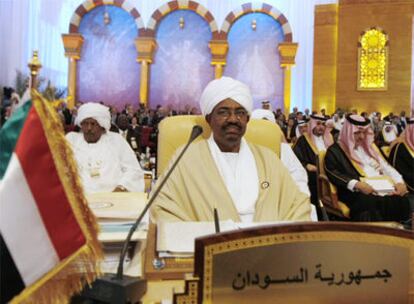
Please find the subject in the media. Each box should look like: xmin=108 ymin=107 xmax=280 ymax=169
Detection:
xmin=66 ymin=132 xmax=144 ymax=193
xmin=280 ymin=143 xmax=310 ymax=196
xmin=207 ymin=136 xmax=259 ymax=222
xmin=312 ymin=134 xmax=327 ymax=152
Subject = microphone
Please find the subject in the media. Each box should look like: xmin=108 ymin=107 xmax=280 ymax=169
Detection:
xmin=318 ymin=200 xmax=330 ymax=222
xmin=314 ymin=153 xmax=329 ymax=222
xmin=80 ymin=125 xmax=203 ymax=303
xmin=214 ymin=208 xmax=220 ymax=233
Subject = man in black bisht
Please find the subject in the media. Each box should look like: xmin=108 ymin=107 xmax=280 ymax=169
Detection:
xmin=324 ymin=114 xmax=411 ymax=223
xmin=389 ymin=118 xmax=414 ymax=194
xmin=293 ymin=115 xmax=334 ymax=216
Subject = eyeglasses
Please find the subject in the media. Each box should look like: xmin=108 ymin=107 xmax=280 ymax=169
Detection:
xmin=215 ymin=108 xmax=248 ymax=119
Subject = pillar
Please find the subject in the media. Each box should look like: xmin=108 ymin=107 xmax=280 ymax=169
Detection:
xmin=135 ymin=37 xmax=157 ymax=106
xmin=62 ymin=33 xmax=84 ymax=109
xmin=278 ymin=42 xmax=298 ymax=115
xmin=209 ymin=40 xmax=229 ymax=79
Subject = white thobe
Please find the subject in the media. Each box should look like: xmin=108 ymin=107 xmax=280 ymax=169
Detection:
xmin=66 ymin=132 xmax=144 ymax=193
xmin=207 ymin=137 xmax=259 ymax=223
xmin=383 ymin=129 xmax=397 ymax=144
xmin=312 ymin=134 xmax=327 ymax=152
xmin=280 ymin=143 xmax=310 ymax=196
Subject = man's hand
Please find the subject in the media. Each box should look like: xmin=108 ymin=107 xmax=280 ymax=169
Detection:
xmin=393 ymin=183 xmax=408 ymax=196
xmin=355 ymin=181 xmax=376 ymax=195
xmin=113 ymin=185 xmax=128 ymax=192
xmin=306 ymin=164 xmax=317 ymax=172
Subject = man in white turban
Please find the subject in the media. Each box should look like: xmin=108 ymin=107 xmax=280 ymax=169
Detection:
xmin=151 ymin=77 xmax=311 ymax=223
xmin=66 ymin=102 xmax=144 ymax=193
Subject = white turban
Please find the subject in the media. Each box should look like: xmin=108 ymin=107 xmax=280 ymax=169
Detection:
xmin=75 ymin=102 xmax=111 ymax=131
xmin=199 ymin=77 xmax=253 ymax=116
xmin=251 ymin=109 xmax=276 ymax=123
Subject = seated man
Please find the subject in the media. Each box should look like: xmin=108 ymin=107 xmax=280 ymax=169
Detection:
xmin=378 ymin=121 xmax=398 ymax=147
xmin=293 ymin=115 xmax=334 ymax=208
xmin=116 ymin=113 xmax=141 ymax=158
xmin=389 ymin=118 xmax=414 ymax=193
xmin=324 ymin=114 xmax=410 ymax=222
xmin=66 ymin=103 xmax=144 ymax=193
xmin=294 ymin=120 xmax=308 ymax=141
xmin=151 ymin=77 xmax=311 ymax=223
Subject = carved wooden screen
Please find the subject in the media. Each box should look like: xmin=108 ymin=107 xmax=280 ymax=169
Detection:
xmin=357 ymin=27 xmax=389 ymax=90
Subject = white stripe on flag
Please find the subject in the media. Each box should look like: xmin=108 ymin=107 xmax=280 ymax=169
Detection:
xmin=0 ymin=154 xmax=60 ymax=286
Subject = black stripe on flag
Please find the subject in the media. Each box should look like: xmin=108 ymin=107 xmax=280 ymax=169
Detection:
xmin=1 ymin=234 xmax=25 ymax=303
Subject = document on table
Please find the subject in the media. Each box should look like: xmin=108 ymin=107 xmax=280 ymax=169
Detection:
xmin=156 ymin=221 xmax=289 ymax=257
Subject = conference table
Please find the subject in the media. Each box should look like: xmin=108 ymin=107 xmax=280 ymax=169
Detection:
xmin=86 ymin=192 xmax=414 ymax=304
xmin=87 ymin=192 xmax=186 ymax=303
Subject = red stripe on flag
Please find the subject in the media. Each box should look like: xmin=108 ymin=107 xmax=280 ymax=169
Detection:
xmin=14 ymin=107 xmax=86 ymax=260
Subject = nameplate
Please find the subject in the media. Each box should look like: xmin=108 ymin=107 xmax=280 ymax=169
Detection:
xmin=191 ymin=224 xmax=414 ymax=303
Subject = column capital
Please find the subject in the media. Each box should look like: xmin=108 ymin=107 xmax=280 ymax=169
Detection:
xmin=209 ymin=40 xmax=229 ymax=66
xmin=278 ymin=42 xmax=298 ymax=67
xmin=135 ymin=37 xmax=157 ymax=63
xmin=62 ymin=33 xmax=84 ymax=59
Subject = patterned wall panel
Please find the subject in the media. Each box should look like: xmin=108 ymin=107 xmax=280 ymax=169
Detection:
xmin=77 ymin=5 xmax=140 ymax=109
xmin=224 ymin=13 xmax=285 ymax=110
xmin=149 ymin=10 xmax=214 ymax=111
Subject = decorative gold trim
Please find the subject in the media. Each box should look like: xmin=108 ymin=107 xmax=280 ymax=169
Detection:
xmin=12 ymin=91 xmax=103 ymax=304
xmin=391 ymin=142 xmax=414 ymax=192
xmin=175 ymin=280 xmax=199 ymax=304
xmin=303 ymin=133 xmax=319 ymax=155
xmin=336 ymin=142 xmax=366 ymax=177
xmin=349 ymin=159 xmax=366 ymax=177
xmin=402 ymin=141 xmax=414 ymax=158
xmin=371 ymin=143 xmax=388 ymax=163
xmin=391 ymin=142 xmax=401 ymax=168
xmin=202 ymin=231 xmax=414 ymax=302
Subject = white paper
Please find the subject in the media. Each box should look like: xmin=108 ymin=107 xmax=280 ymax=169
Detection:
xmin=156 ymin=220 xmax=290 ymax=256
xmin=100 ymin=240 xmax=145 ymax=277
xmin=363 ymin=178 xmax=394 ymax=196
xmin=86 ymin=192 xmax=148 ymax=219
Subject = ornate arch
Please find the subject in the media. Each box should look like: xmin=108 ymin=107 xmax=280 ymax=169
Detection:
xmin=68 ymin=0 xmax=145 ymax=34
xmin=220 ymin=3 xmax=292 ymax=42
xmin=145 ymin=0 xmax=219 ymax=38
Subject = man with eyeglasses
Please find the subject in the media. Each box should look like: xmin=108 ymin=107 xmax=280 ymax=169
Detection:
xmin=151 ymin=77 xmax=311 ymax=223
